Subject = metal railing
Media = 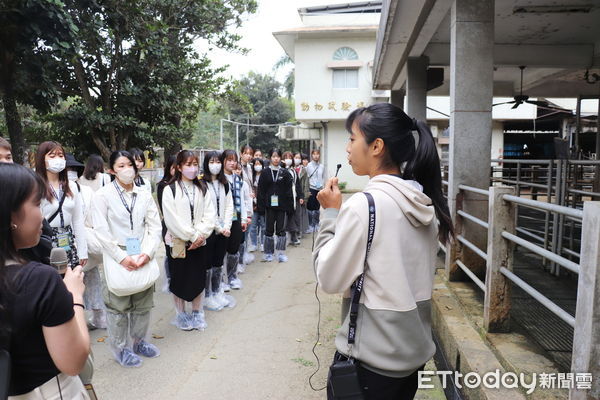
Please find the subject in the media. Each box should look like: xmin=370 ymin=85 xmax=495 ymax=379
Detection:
xmin=441 ymin=181 xmax=600 ymax=394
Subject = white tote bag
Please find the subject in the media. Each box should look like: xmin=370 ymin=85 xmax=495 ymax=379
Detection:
xmin=102 ymin=253 xmax=159 ymax=297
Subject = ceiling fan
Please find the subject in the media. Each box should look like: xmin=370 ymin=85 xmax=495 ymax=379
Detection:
xmin=493 ymin=66 xmax=557 ymax=109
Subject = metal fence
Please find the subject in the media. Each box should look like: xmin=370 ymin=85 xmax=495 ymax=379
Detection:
xmin=439 ymin=180 xmax=599 ymax=399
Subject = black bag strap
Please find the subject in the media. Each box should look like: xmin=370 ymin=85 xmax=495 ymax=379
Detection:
xmin=347 ymin=192 xmax=376 ymax=348
xmin=47 ymin=191 xmax=66 ymax=224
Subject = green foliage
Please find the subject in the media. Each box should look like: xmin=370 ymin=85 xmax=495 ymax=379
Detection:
xmin=1 ymin=0 xmax=258 ymax=161
xmin=192 ymin=71 xmax=294 ymax=153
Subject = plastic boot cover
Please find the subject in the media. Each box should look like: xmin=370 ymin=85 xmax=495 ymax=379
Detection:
xmin=263 ymin=236 xmax=275 ymax=255
xmin=190 ymin=310 xmax=208 ymax=330
xmin=130 ymin=311 xmax=151 ymax=343
xmin=276 ymin=235 xmax=287 ymax=251
xmin=226 ymin=253 xmax=239 ymax=282
xmin=105 ymin=312 xmax=130 ymax=360
xmin=133 ymin=340 xmax=160 ymax=358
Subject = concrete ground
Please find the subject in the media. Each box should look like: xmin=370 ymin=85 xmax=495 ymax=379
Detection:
xmin=89 ymin=235 xmax=447 ymax=399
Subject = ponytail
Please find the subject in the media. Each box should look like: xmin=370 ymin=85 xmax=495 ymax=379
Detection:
xmin=346 ymin=103 xmax=454 ymax=243
xmin=404 ymin=120 xmax=454 ymax=244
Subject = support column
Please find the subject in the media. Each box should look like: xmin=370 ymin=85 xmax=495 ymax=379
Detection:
xmin=390 ymin=89 xmax=405 ymax=110
xmin=571 ymin=201 xmax=600 ymax=400
xmin=446 ymin=0 xmax=494 ymax=281
xmin=406 ymin=56 xmax=428 ymax=121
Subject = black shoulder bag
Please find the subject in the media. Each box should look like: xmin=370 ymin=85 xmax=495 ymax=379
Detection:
xmin=328 ymin=192 xmax=376 ymax=400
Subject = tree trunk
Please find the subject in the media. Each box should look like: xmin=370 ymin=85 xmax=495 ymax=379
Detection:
xmin=1 ymin=69 xmax=26 ymax=165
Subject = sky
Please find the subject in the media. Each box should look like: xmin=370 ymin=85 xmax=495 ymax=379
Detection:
xmin=195 ymin=0 xmax=347 ymax=82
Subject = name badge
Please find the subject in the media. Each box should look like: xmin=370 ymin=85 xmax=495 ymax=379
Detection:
xmin=271 ymin=195 xmax=279 ymax=207
xmin=232 ymin=212 xmax=238 ymax=222
xmin=56 ymin=232 xmax=72 ymax=251
xmin=126 ymin=237 xmax=141 ymax=256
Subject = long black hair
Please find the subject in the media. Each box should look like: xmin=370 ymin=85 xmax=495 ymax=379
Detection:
xmin=109 ymin=150 xmax=139 ymax=175
xmin=83 ymin=154 xmax=105 ymax=180
xmin=170 ymin=150 xmax=206 ymax=194
xmin=161 ymin=155 xmax=177 ymax=184
xmin=201 ymin=151 xmax=227 ymax=186
xmin=346 ymin=103 xmax=454 ymax=243
xmin=0 ymin=163 xmax=46 ymax=338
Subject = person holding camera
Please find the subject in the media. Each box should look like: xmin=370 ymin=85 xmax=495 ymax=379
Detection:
xmin=313 ymin=103 xmax=453 ymax=399
xmin=0 ymin=163 xmax=90 ymax=399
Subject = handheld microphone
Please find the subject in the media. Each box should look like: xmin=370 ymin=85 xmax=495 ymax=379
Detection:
xmin=335 ymin=164 xmax=342 ymax=177
xmin=49 ymin=248 xmax=69 ymax=274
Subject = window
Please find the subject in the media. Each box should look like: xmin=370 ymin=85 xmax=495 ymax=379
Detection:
xmin=333 ymin=47 xmax=358 ymax=61
xmin=333 ymin=69 xmax=359 ymax=89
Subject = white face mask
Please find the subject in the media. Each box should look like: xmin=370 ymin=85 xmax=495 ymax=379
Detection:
xmin=254 ymin=165 xmax=263 ymax=172
xmin=284 ymin=159 xmax=293 ymax=167
xmin=116 ymin=167 xmax=136 ymax=185
xmin=67 ymin=171 xmax=79 ymax=181
xmin=46 ymin=158 xmax=66 ymax=174
xmin=209 ymin=163 xmax=222 ymax=176
xmin=294 ymin=158 xmax=301 ymax=166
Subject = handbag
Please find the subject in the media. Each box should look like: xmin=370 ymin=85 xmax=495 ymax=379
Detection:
xmin=328 ymin=192 xmax=376 ymax=400
xmin=170 ymin=238 xmax=187 ymax=259
xmin=102 ymin=252 xmax=159 ymax=297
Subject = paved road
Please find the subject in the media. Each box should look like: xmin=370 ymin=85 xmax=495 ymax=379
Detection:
xmin=89 ymin=235 xmax=446 ymax=399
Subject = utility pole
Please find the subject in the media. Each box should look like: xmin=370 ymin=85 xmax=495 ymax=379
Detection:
xmin=219 ymin=119 xmax=224 ymax=151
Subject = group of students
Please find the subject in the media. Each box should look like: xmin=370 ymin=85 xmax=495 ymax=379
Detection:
xmin=0 ymin=137 xmax=327 ymax=376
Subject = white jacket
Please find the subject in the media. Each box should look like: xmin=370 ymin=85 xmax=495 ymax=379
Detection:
xmin=313 ymin=174 xmax=439 ymax=377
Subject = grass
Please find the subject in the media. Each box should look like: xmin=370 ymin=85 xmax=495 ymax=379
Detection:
xmin=291 ymin=357 xmax=315 ymax=367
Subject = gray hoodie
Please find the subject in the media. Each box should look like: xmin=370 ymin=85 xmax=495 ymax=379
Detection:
xmin=313 ymin=174 xmax=438 ymax=377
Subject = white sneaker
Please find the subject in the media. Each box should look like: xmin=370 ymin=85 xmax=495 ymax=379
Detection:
xmin=222 ymin=283 xmax=231 ymax=292
xmin=237 ymin=264 xmax=246 ymax=274
xmin=247 ymin=244 xmax=257 ymax=252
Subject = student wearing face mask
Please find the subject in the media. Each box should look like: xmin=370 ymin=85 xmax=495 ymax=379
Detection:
xmin=294 ymin=152 xmax=310 ymax=239
xmin=35 ymin=142 xmax=88 ymax=270
xmin=129 ymin=148 xmax=152 ymax=193
xmin=66 ymin=153 xmax=107 ymax=330
xmin=282 ymin=151 xmax=304 ymax=246
xmin=201 ymin=151 xmax=235 ymax=311
xmin=156 ymin=155 xmax=177 ymax=293
xmin=257 ymin=148 xmax=294 ymax=262
xmin=248 ymin=158 xmax=266 ymax=252
xmin=91 ymin=150 xmax=162 ymax=367
xmin=161 ymin=150 xmax=216 ymax=331
xmin=220 ymin=150 xmax=247 ymax=289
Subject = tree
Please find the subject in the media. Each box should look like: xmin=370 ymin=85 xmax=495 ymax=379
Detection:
xmin=274 ymin=54 xmax=294 ymax=100
xmin=192 ymin=71 xmax=293 ymax=152
xmin=47 ymin=0 xmax=257 ymax=160
xmin=0 ymin=0 xmax=77 ymax=163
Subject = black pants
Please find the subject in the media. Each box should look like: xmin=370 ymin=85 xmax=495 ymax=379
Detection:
xmin=265 ymin=208 xmax=286 ymax=237
xmin=327 ymin=353 xmax=423 ymax=400
xmin=226 ymin=217 xmax=243 ymax=254
xmin=205 ymin=233 xmax=228 ymax=268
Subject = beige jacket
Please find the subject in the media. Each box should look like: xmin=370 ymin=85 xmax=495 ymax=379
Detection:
xmin=313 ymin=174 xmax=438 ymax=377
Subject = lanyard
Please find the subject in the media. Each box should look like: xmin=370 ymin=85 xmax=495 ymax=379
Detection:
xmin=270 ymin=168 xmax=280 ymax=183
xmin=347 ymin=192 xmax=376 ymax=347
xmin=113 ymin=181 xmax=137 ymax=231
xmin=180 ymin=182 xmax=196 ymax=223
xmin=210 ymin=181 xmax=221 ymax=217
xmin=50 ymin=184 xmax=65 ymax=228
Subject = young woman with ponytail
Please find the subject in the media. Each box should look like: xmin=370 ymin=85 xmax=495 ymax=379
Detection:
xmin=313 ymin=103 xmax=453 ymax=399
